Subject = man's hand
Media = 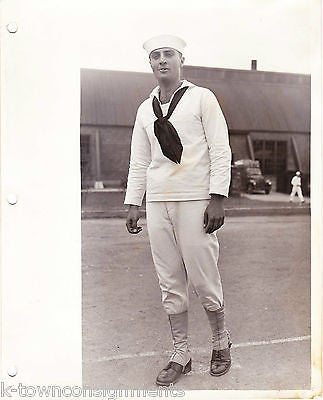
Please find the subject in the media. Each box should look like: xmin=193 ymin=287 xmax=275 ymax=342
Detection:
xmin=203 ymin=194 xmax=225 ymax=234
xmin=126 ymin=205 xmax=143 ymax=234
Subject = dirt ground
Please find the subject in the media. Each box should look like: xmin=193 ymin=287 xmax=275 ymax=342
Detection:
xmin=82 ymin=215 xmax=311 ymax=391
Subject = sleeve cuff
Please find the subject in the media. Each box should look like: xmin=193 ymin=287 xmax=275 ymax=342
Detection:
xmin=124 ymin=192 xmax=145 ymax=207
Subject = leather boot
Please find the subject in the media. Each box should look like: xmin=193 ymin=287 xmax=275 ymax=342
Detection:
xmin=156 ymin=311 xmax=191 ymax=386
xmin=205 ymin=306 xmax=232 ymax=377
xmin=210 ymin=341 xmax=232 ymax=376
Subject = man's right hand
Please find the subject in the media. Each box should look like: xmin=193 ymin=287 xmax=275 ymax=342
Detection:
xmin=126 ymin=205 xmax=142 ymax=234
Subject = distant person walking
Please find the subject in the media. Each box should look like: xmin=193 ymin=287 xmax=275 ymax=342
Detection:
xmin=289 ymin=171 xmax=304 ymax=203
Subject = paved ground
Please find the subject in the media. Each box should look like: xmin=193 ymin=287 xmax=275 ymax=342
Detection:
xmin=82 ymin=215 xmax=311 ymax=390
xmin=243 ymin=191 xmax=310 ymax=204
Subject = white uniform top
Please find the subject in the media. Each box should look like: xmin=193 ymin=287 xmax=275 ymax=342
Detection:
xmin=124 ymin=80 xmax=232 ymax=206
xmin=291 ymin=176 xmax=301 ymax=186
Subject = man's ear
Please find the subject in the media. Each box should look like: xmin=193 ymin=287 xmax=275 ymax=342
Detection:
xmin=181 ymin=56 xmax=185 ymax=66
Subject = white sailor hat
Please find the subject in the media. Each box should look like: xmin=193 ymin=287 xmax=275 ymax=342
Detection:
xmin=143 ymin=34 xmax=186 ymax=56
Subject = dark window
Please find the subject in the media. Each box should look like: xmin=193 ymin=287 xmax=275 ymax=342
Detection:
xmin=253 ymin=139 xmax=287 ymax=175
xmin=265 ymin=141 xmax=275 ymax=152
xmin=277 ymin=141 xmax=287 ymax=155
xmin=253 ymin=140 xmax=263 ymax=152
xmin=264 ymin=158 xmax=274 ymax=174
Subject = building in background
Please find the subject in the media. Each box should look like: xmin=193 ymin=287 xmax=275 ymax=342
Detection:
xmin=80 ymin=63 xmax=310 ymax=194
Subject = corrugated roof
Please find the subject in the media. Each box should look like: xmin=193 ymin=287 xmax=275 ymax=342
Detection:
xmin=81 ymin=66 xmax=310 ymax=132
xmin=81 ymin=69 xmax=155 ymax=127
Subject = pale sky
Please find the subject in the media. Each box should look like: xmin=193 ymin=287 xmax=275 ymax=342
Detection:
xmin=77 ymin=0 xmax=317 ymax=74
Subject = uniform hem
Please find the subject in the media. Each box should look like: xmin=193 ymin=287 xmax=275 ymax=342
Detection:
xmin=146 ymin=193 xmax=211 ymax=202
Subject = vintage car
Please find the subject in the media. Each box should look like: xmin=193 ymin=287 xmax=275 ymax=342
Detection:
xmin=234 ymin=159 xmax=272 ymax=194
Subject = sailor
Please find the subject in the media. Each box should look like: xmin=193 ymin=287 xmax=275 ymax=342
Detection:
xmin=125 ymin=34 xmax=232 ymax=386
xmin=289 ymin=171 xmax=305 ymax=203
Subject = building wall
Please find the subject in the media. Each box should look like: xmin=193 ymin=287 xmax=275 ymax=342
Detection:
xmin=80 ymin=126 xmax=97 ymax=184
xmin=249 ymin=131 xmax=310 ymax=173
xmin=100 ymin=125 xmax=132 ymax=182
xmin=81 ymin=127 xmax=251 ymax=185
xmin=229 ymin=134 xmax=250 ymax=162
xmin=81 ymin=125 xmax=132 ymax=187
xmin=81 ymin=125 xmax=310 ymax=194
xmin=249 ymin=131 xmax=310 ymax=193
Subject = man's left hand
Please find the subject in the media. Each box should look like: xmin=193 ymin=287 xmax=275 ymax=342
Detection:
xmin=203 ymin=194 xmax=225 ymax=234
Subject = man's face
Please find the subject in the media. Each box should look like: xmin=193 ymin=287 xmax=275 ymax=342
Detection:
xmin=149 ymin=47 xmax=184 ymax=82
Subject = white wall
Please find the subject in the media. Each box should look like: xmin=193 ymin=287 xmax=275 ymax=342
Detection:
xmin=0 ymin=0 xmax=82 ymax=386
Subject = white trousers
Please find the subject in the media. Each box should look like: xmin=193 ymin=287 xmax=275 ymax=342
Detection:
xmin=290 ymin=185 xmax=304 ymax=202
xmin=146 ymin=200 xmax=224 ymax=315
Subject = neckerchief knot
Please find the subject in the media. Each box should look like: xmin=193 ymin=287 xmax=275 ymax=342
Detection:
xmin=152 ymin=86 xmax=188 ymax=164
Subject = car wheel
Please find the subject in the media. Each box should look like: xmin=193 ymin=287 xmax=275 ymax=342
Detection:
xmin=247 ymin=184 xmax=253 ymax=194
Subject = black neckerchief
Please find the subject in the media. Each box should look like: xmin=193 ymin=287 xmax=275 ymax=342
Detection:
xmin=152 ymin=86 xmax=188 ymax=164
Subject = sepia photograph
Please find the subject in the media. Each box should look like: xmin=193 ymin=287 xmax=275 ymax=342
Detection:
xmin=80 ymin=0 xmax=316 ymax=392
